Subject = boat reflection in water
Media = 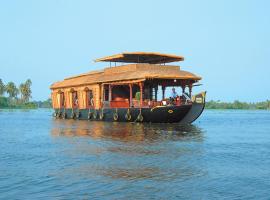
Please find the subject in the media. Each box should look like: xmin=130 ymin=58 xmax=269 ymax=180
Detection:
xmin=51 ymin=119 xmax=204 ymax=142
xmin=50 ymin=120 xmax=206 ymax=184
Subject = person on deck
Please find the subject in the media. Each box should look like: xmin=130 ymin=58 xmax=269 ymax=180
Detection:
xmin=171 ymin=87 xmax=178 ymax=98
xmin=135 ymin=91 xmax=141 ymax=101
xmin=135 ymin=91 xmax=141 ymax=106
xmin=169 ymin=87 xmax=178 ymax=105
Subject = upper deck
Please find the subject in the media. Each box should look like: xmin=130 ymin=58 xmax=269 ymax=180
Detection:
xmin=94 ymin=52 xmax=184 ymax=64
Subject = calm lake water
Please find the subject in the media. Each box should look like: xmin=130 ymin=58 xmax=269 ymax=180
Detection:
xmin=0 ymin=109 xmax=270 ymax=199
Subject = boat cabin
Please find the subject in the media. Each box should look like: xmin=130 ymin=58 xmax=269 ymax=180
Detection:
xmin=50 ymin=52 xmax=201 ymax=111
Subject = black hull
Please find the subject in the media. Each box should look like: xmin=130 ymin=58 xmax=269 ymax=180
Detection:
xmin=54 ymin=105 xmax=191 ymax=123
xmin=53 ymin=92 xmax=206 ymax=124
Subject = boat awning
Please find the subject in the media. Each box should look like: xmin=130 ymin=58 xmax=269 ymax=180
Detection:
xmin=94 ymin=52 xmax=184 ymax=64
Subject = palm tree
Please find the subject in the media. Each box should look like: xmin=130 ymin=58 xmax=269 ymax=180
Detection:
xmin=24 ymin=79 xmax=32 ymax=102
xmin=18 ymin=79 xmax=32 ymax=103
xmin=5 ymin=82 xmax=19 ymax=99
xmin=25 ymin=79 xmax=32 ymax=87
xmin=0 ymin=79 xmax=5 ymax=96
xmin=19 ymin=83 xmax=26 ymax=102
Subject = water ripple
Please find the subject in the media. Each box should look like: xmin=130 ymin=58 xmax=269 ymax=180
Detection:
xmin=1 ymin=109 xmax=270 ymax=199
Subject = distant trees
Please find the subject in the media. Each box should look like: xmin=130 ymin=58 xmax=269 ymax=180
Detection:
xmin=206 ymin=100 xmax=270 ymax=110
xmin=0 ymin=79 xmax=49 ymax=109
xmin=0 ymin=79 xmax=5 ymax=96
xmin=19 ymin=79 xmax=32 ymax=103
xmin=32 ymin=98 xmax=52 ymax=108
xmin=5 ymin=82 xmax=19 ymax=99
xmin=0 ymin=79 xmax=32 ymax=102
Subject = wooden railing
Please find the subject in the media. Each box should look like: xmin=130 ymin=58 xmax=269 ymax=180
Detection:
xmin=102 ymin=97 xmax=192 ymax=109
xmin=110 ymin=100 xmax=129 ymax=108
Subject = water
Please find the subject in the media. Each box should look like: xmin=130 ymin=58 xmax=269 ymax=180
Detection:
xmin=0 ymin=109 xmax=270 ymax=199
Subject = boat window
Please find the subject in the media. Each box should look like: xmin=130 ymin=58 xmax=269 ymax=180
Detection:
xmin=60 ymin=92 xmax=65 ymax=107
xmin=72 ymin=91 xmax=78 ymax=107
xmin=86 ymin=90 xmax=94 ymax=107
xmin=104 ymin=85 xmax=109 ymax=101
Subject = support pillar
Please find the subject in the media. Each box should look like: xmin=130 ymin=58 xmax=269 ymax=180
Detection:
xmin=98 ymin=84 xmax=102 ymax=109
xmin=102 ymin=85 xmax=105 ymax=102
xmin=181 ymin=80 xmax=186 ymax=96
xmin=188 ymin=83 xmax=192 ymax=98
xmin=62 ymin=92 xmax=65 ymax=109
xmin=109 ymin=84 xmax=112 ymax=101
xmin=139 ymin=82 xmax=143 ymax=107
xmin=162 ymin=86 xmax=166 ymax=99
xmin=154 ymin=86 xmax=158 ymax=101
xmin=129 ymin=84 xmax=133 ymax=107
xmin=182 ymin=86 xmax=185 ymax=94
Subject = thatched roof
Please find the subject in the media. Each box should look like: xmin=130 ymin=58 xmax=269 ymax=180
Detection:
xmin=50 ymin=64 xmax=201 ymax=89
xmin=95 ymin=52 xmax=184 ymax=64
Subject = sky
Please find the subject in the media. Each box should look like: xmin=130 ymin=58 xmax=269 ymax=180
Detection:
xmin=0 ymin=0 xmax=269 ymax=102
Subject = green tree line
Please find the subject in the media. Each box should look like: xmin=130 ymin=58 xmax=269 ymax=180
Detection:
xmin=206 ymin=100 xmax=270 ymax=110
xmin=0 ymin=78 xmax=37 ymax=108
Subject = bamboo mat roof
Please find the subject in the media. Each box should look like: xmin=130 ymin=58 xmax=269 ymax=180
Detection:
xmin=94 ymin=52 xmax=184 ymax=64
xmin=50 ymin=64 xmax=201 ymax=89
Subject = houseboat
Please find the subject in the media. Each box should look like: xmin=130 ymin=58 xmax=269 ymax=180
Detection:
xmin=50 ymin=52 xmax=206 ymax=123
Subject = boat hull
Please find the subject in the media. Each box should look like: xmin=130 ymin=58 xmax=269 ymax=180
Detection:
xmin=53 ymin=92 xmax=206 ymax=124
xmin=54 ymin=104 xmax=192 ymax=123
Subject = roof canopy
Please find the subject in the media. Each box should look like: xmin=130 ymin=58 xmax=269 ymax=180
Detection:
xmin=94 ymin=52 xmax=184 ymax=64
xmin=50 ymin=64 xmax=201 ymax=89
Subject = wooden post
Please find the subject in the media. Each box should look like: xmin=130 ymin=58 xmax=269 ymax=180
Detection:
xmin=96 ymin=85 xmax=100 ymax=109
xmin=181 ymin=80 xmax=186 ymax=95
xmin=109 ymin=84 xmax=112 ymax=101
xmin=162 ymin=86 xmax=165 ymax=99
xmin=155 ymin=86 xmax=158 ymax=101
xmin=129 ymin=84 xmax=133 ymax=107
xmin=182 ymin=86 xmax=185 ymax=94
xmin=100 ymin=84 xmax=103 ymax=108
xmin=103 ymin=84 xmax=105 ymax=101
xmin=69 ymin=92 xmax=73 ymax=109
xmin=57 ymin=92 xmax=61 ymax=108
xmin=188 ymin=83 xmax=192 ymax=97
xmin=181 ymin=81 xmax=186 ymax=95
xmin=139 ymin=82 xmax=143 ymax=107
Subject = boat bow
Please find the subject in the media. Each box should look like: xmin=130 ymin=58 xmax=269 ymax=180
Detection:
xmin=180 ymin=91 xmax=206 ymax=124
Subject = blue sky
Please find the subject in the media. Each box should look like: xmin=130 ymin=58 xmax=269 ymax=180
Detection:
xmin=0 ymin=0 xmax=269 ymax=102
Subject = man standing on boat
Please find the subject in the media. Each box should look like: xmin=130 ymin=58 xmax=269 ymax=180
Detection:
xmin=171 ymin=87 xmax=178 ymax=98
xmin=169 ymin=87 xmax=178 ymax=105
